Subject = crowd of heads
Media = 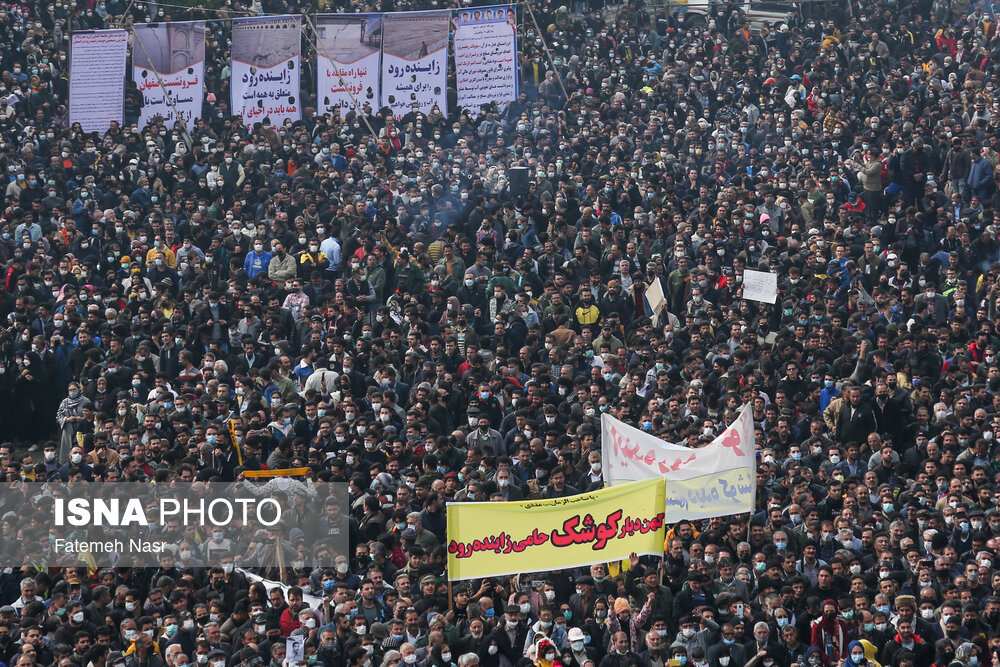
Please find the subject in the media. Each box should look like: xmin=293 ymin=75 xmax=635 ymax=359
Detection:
xmin=4 ymin=0 xmax=1000 ymax=665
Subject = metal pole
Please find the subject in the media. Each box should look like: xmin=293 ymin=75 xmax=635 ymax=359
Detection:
xmin=301 ymin=13 xmax=378 ymax=140
xmin=520 ymin=0 xmax=569 ymax=106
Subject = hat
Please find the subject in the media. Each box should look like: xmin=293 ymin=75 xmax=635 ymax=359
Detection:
xmin=108 ymin=652 xmax=125 ymax=667
xmin=895 ymin=595 xmax=916 ymax=610
xmin=575 ymin=575 xmax=594 ymax=586
xmin=505 ymin=604 xmax=521 ymax=614
xmin=614 ymin=598 xmax=631 ymax=614
xmin=760 ymin=213 xmax=770 ymax=223
xmin=400 ymin=528 xmax=417 ymax=541
xmin=568 ymin=627 xmax=585 ymax=641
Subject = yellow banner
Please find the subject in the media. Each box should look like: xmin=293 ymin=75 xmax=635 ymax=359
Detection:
xmin=243 ymin=468 xmax=310 ymax=478
xmin=446 ymin=478 xmax=666 ymax=581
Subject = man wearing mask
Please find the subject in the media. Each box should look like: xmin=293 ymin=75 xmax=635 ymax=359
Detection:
xmin=601 ymin=631 xmax=641 ymax=667
xmin=491 ymin=604 xmax=529 ymax=667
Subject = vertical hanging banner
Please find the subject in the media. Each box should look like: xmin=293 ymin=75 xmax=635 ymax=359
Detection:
xmin=69 ymin=30 xmax=128 ymax=134
xmin=230 ymin=15 xmax=302 ymax=127
xmin=133 ymin=21 xmax=206 ymax=128
xmin=316 ymin=14 xmax=382 ymax=117
xmin=380 ymin=11 xmax=450 ymax=118
xmin=454 ymin=5 xmax=517 ymax=116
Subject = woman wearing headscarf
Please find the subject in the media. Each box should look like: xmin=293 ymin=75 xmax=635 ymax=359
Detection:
xmin=56 ymin=380 xmax=88 ymax=460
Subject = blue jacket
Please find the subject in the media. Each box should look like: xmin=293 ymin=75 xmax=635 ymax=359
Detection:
xmin=969 ymin=156 xmax=994 ymax=198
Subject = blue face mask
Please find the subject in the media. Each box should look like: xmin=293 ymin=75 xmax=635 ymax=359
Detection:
xmin=723 ymin=639 xmax=734 ymax=645
xmin=776 ymin=618 xmax=789 ymax=628
xmin=323 ymin=581 xmax=335 ymax=591
xmin=485 ymin=608 xmax=495 ymax=619
xmin=678 ymin=657 xmax=687 ymax=666
xmin=642 ymin=421 xmax=653 ymax=431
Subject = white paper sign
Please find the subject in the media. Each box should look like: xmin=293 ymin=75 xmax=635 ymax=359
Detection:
xmin=742 ymin=269 xmax=778 ymax=304
xmin=70 ymin=30 xmax=128 ymax=134
xmin=644 ymin=279 xmax=666 ymax=326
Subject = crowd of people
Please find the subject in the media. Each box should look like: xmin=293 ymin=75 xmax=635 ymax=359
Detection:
xmin=4 ymin=0 xmax=1000 ymax=666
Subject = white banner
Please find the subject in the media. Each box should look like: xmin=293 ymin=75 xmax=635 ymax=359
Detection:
xmin=231 ymin=15 xmax=302 ymax=127
xmin=316 ymin=14 xmax=382 ymax=117
xmin=70 ymin=30 xmax=128 ymax=134
xmin=742 ymin=269 xmax=778 ymax=304
xmin=601 ymin=406 xmax=757 ymax=520
xmin=133 ymin=21 xmax=206 ymax=129
xmin=380 ymin=11 xmax=450 ymax=118
xmin=602 ymin=404 xmax=755 ymax=482
xmin=454 ymin=5 xmax=517 ymax=116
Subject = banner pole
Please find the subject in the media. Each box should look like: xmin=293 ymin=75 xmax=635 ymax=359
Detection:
xmin=447 ymin=580 xmax=453 ymax=612
xmin=519 ymin=0 xmax=569 ymax=106
xmin=302 ymin=13 xmax=379 ymax=138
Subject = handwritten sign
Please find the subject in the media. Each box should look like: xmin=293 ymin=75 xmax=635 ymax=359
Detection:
xmin=70 ymin=30 xmax=128 ymax=133
xmin=601 ymin=404 xmax=756 ymax=494
xmin=133 ymin=21 xmax=206 ymax=128
xmin=454 ymin=5 xmax=517 ymax=116
xmin=316 ymin=14 xmax=382 ymax=117
xmin=661 ymin=468 xmax=756 ymax=521
xmin=446 ymin=479 xmax=666 ymax=580
xmin=231 ymin=15 xmax=302 ymax=127
xmin=742 ymin=268 xmax=778 ymax=304
xmin=380 ymin=11 xmax=450 ymax=118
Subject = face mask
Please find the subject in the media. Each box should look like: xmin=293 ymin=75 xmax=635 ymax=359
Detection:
xmin=72 ymin=611 xmax=85 ymax=623
xmin=519 ymin=603 xmax=531 ymax=614
xmin=71 ymin=453 xmax=83 ymax=465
